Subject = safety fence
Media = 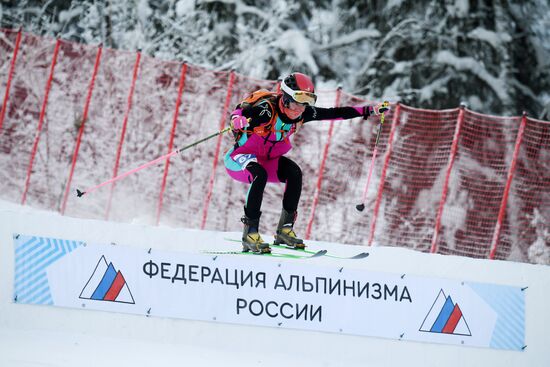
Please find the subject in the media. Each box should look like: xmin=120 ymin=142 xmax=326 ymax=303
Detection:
xmin=1 ymin=28 xmax=549 ymax=264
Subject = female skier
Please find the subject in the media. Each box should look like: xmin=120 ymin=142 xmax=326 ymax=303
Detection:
xmin=224 ymin=72 xmax=389 ymax=253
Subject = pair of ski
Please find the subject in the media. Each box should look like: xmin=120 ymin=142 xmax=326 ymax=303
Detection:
xmin=204 ymin=238 xmax=369 ymax=260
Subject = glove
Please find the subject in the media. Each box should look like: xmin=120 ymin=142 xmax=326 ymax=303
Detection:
xmin=364 ymin=101 xmax=390 ymax=117
xmin=230 ymin=114 xmax=250 ymax=130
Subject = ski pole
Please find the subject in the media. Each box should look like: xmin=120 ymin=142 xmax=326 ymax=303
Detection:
xmin=76 ymin=127 xmax=231 ymax=198
xmin=356 ymin=106 xmax=387 ymax=212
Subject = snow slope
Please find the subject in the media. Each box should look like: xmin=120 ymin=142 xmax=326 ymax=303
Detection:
xmin=0 ymin=200 xmax=549 ymax=367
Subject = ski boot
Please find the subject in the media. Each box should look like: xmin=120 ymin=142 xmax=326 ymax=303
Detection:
xmin=241 ymin=214 xmax=271 ymax=254
xmin=273 ymin=209 xmax=305 ymax=250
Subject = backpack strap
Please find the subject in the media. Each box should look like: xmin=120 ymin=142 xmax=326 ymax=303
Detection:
xmin=233 ymin=93 xmax=303 ymax=145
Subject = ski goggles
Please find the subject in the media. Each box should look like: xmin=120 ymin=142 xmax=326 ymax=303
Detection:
xmin=280 ymin=82 xmax=317 ymax=106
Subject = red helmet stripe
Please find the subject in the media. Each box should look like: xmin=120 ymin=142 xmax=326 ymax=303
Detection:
xmin=294 ymin=73 xmax=315 ymax=92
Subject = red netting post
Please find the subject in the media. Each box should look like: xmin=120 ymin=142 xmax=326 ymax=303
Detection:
xmin=105 ymin=50 xmax=141 ymax=220
xmin=60 ymin=44 xmax=103 ymax=215
xmin=0 ymin=27 xmax=22 ymax=131
xmin=201 ymin=70 xmax=235 ymax=229
xmin=21 ymin=38 xmax=61 ymax=205
xmin=489 ymin=113 xmax=527 ymax=259
xmin=305 ymin=87 xmax=342 ymax=239
xmin=430 ymin=105 xmax=465 ymax=253
xmin=367 ymin=103 xmax=401 ymax=246
xmin=156 ymin=62 xmax=188 ymax=225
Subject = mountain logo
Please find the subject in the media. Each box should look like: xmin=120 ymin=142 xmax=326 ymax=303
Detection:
xmin=420 ymin=289 xmax=471 ymax=336
xmin=79 ymin=255 xmax=135 ymax=304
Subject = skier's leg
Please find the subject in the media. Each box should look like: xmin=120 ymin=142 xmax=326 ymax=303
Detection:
xmin=224 ymin=150 xmax=256 ymax=183
xmin=240 ymin=162 xmax=271 ymax=253
xmin=243 ymin=162 xmax=267 ymax=220
xmin=274 ymin=156 xmax=305 ymax=249
xmin=277 ymin=156 xmax=302 ymax=212
xmin=224 ymin=150 xmax=270 ymax=253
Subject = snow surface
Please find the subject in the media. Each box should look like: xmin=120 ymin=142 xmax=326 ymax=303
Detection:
xmin=1 ymin=200 xmax=550 ymax=367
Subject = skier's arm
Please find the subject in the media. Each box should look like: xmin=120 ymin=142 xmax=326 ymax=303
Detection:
xmin=302 ymin=102 xmax=390 ymax=123
xmin=230 ymin=102 xmax=274 ymax=129
xmin=229 ymin=108 xmax=249 ymax=130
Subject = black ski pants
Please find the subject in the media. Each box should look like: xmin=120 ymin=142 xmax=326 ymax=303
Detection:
xmin=244 ymin=156 xmax=302 ymax=220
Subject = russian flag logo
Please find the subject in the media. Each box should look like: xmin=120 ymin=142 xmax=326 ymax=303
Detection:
xmin=79 ymin=256 xmax=135 ymax=304
xmin=420 ymin=289 xmax=471 ymax=336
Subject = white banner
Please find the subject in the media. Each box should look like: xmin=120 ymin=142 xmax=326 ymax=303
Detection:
xmin=13 ymin=234 xmax=525 ymax=350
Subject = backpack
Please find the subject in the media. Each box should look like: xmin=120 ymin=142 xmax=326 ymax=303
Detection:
xmin=238 ymin=89 xmax=279 ymax=110
xmin=233 ymin=89 xmax=302 ymax=145
xmin=233 ymin=89 xmax=279 ymax=141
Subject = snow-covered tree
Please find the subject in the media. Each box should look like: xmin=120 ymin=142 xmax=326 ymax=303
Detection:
xmin=1 ymin=0 xmax=549 ymax=116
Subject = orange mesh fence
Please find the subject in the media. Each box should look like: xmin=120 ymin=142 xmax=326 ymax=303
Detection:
xmin=369 ymin=105 xmax=461 ymax=252
xmin=496 ymin=117 xmax=550 ymax=263
xmin=0 ymin=31 xmax=57 ymax=208
xmin=437 ymin=111 xmax=521 ymax=258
